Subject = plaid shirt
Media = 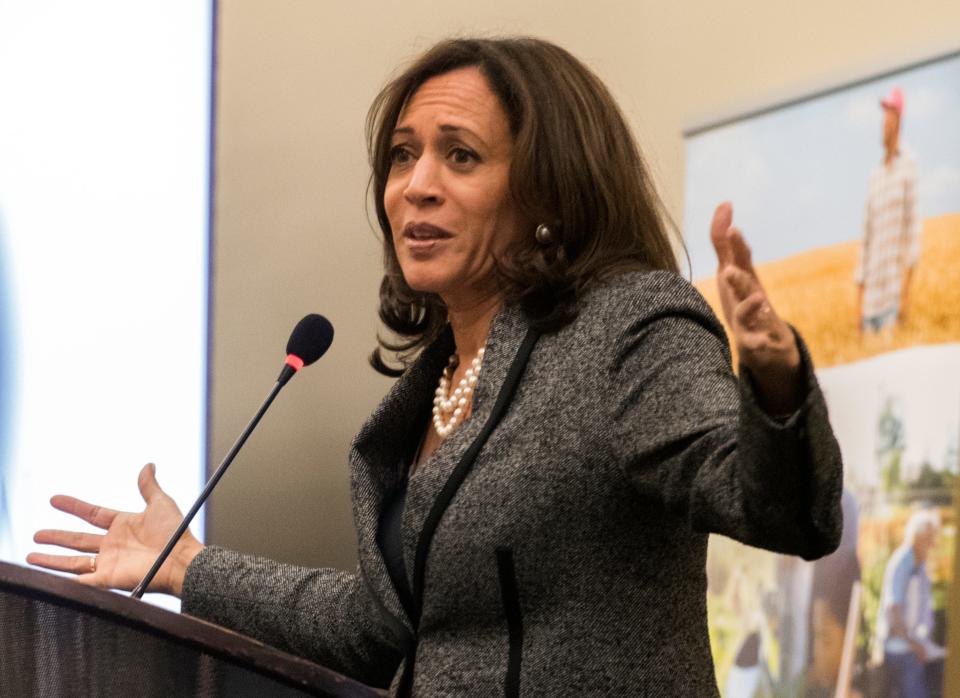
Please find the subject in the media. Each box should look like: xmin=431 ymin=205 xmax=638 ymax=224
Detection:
xmin=855 ymin=150 xmax=920 ymax=320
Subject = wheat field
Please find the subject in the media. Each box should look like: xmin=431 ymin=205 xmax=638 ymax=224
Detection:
xmin=695 ymin=213 xmax=960 ymax=370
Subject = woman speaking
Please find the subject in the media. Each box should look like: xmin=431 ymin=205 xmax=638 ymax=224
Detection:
xmin=28 ymin=37 xmax=842 ymax=696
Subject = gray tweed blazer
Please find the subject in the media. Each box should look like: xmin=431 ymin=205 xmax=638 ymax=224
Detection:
xmin=181 ymin=270 xmax=843 ymax=696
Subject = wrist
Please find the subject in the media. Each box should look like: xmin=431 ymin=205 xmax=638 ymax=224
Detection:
xmin=743 ymin=337 xmax=804 ymax=416
xmin=166 ymin=537 xmax=204 ymax=597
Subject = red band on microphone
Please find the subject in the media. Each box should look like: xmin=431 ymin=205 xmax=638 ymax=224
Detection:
xmin=285 ymin=354 xmax=305 ymax=372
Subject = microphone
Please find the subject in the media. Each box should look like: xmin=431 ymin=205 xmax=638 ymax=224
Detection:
xmin=278 ymin=313 xmax=335 ymax=387
xmin=130 ymin=314 xmax=334 ymax=599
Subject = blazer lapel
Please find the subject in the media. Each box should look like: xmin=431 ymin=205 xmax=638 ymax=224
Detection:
xmin=348 ymin=304 xmax=533 ymax=633
xmin=401 ymin=305 xmax=532 ymax=622
xmin=349 ymin=328 xmax=454 ymax=633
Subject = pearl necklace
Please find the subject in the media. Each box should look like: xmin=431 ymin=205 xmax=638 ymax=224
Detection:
xmin=432 ymin=346 xmax=485 ymax=438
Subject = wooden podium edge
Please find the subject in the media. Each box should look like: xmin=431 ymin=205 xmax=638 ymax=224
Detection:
xmin=0 ymin=561 xmax=383 ymax=697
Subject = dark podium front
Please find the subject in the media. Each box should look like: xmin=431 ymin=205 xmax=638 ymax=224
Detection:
xmin=0 ymin=561 xmax=383 ymax=697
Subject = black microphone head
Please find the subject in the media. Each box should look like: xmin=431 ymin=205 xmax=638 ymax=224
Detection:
xmin=286 ymin=314 xmax=334 ymax=367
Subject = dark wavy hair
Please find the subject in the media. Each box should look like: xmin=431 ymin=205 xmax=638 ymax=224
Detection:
xmin=366 ymin=37 xmax=679 ymax=375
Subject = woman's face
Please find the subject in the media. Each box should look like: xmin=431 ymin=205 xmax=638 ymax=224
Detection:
xmin=384 ymin=66 xmax=522 ymax=309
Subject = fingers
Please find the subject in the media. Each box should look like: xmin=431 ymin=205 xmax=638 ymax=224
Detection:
xmin=734 ymin=292 xmax=771 ymax=334
xmin=727 ymin=227 xmax=755 ymax=274
xmin=49 ymin=495 xmax=118 ymax=530
xmin=721 ymin=265 xmax=758 ymax=304
xmin=734 ymin=291 xmax=790 ymax=341
xmin=709 ymin=202 xmax=734 ymax=267
xmin=33 ymin=529 xmax=104 ymax=553
xmin=138 ymin=462 xmax=163 ymax=504
xmin=709 ymin=201 xmax=758 ymax=275
xmin=732 ymin=289 xmax=798 ymax=374
xmin=25 ymin=551 xmax=98 ymax=576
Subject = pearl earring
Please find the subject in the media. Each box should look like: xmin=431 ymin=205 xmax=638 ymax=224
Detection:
xmin=535 ymin=223 xmax=553 ymax=245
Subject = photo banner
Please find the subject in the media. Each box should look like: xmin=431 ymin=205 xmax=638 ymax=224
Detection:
xmin=684 ymin=51 xmax=960 ymax=698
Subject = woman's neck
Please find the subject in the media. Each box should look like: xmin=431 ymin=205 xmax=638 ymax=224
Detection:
xmin=445 ymin=293 xmax=502 ymax=360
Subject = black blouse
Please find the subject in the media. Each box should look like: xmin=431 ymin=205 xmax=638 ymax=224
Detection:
xmin=376 ymin=480 xmax=414 ymax=618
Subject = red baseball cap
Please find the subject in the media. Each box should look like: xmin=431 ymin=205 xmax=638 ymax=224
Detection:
xmin=880 ymin=87 xmax=904 ymax=115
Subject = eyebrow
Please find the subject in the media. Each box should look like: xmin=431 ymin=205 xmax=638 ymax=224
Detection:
xmin=391 ymin=124 xmax=488 ymax=147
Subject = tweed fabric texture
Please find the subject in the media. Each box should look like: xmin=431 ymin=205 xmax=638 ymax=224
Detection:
xmin=182 ymin=270 xmax=843 ymax=696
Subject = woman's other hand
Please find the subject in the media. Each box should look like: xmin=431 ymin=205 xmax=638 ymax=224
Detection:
xmin=710 ymin=202 xmax=804 ymax=415
xmin=26 ymin=463 xmax=203 ymax=597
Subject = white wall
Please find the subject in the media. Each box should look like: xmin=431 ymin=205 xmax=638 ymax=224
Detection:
xmin=207 ymin=0 xmax=960 ymax=576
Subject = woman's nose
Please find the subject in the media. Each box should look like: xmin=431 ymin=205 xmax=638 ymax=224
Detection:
xmin=403 ymin=155 xmax=443 ymax=206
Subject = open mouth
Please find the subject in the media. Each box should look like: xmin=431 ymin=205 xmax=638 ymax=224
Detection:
xmin=404 ymin=223 xmax=453 ymax=241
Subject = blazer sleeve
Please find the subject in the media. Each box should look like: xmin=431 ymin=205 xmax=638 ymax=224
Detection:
xmin=606 ymin=281 xmax=843 ymax=560
xmin=181 ymin=546 xmax=402 ymax=687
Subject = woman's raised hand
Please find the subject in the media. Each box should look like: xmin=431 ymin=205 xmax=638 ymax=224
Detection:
xmin=710 ymin=202 xmax=804 ymax=415
xmin=26 ymin=463 xmax=203 ymax=597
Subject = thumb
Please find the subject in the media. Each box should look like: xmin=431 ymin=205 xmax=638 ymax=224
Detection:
xmin=138 ymin=462 xmax=162 ymax=504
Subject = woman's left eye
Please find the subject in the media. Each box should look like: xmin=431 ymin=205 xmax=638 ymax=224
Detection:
xmin=449 ymin=147 xmax=478 ymax=165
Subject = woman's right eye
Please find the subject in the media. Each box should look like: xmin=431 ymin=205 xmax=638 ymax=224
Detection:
xmin=389 ymin=145 xmax=413 ymax=165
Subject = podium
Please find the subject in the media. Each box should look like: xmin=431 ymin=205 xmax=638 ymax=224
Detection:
xmin=0 ymin=561 xmax=384 ymax=697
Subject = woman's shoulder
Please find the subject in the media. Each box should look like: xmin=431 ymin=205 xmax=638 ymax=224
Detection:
xmin=578 ymin=269 xmax=719 ymax=326
xmin=538 ymin=269 xmax=730 ymax=366
xmin=536 ymin=269 xmax=731 ymax=381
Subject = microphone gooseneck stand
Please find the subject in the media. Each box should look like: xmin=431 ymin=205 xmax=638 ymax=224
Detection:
xmin=130 ymin=313 xmax=334 ymax=599
xmin=130 ymin=379 xmax=287 ymax=599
